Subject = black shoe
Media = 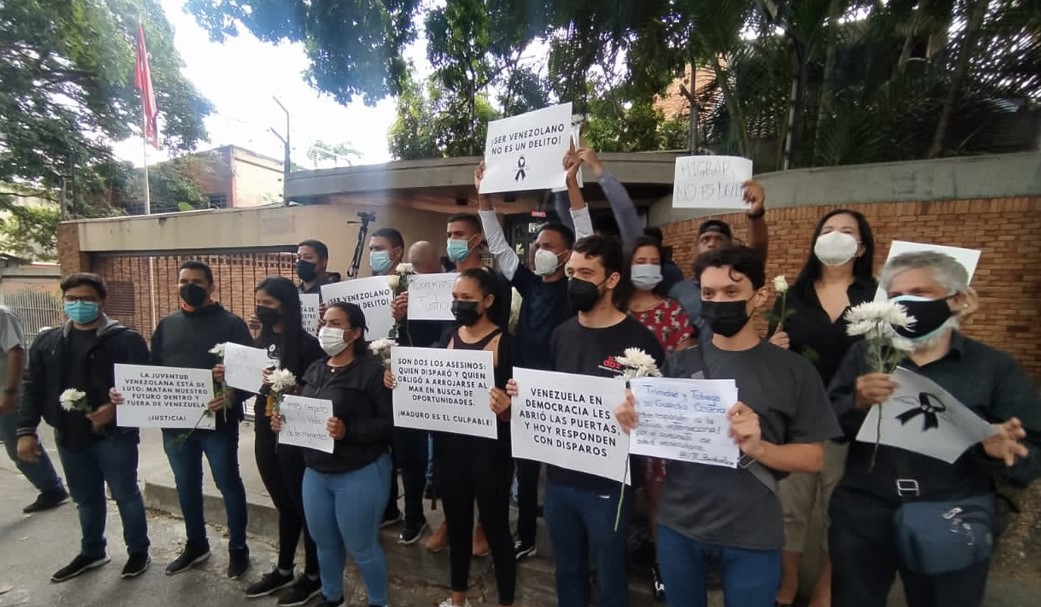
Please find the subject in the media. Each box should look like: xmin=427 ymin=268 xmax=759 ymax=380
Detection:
xmin=398 ymin=518 xmax=428 ymax=545
xmin=317 ymin=596 xmax=343 ymax=607
xmin=514 ymin=540 xmax=537 ymax=561
xmin=165 ymin=541 xmax=210 ymax=575
xmin=380 ymin=507 xmax=402 ymax=528
xmin=228 ymin=546 xmax=251 ymax=579
xmin=652 ymin=563 xmax=666 ymax=603
xmin=278 ymin=575 xmax=322 ymax=606
xmin=121 ymin=552 xmax=151 ymax=579
xmin=24 ymin=490 xmax=70 ymax=514
xmin=245 ymin=568 xmax=294 ymax=598
xmin=51 ymin=553 xmax=110 ymax=583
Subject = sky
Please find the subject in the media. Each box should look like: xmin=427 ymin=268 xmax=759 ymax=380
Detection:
xmin=112 ymin=0 xmax=430 ymax=169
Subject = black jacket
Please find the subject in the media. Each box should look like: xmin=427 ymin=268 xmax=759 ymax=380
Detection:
xmin=151 ymin=303 xmax=254 ymax=430
xmin=18 ymin=317 xmax=150 ymax=449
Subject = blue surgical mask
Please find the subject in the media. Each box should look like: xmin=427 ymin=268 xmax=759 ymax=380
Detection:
xmin=370 ymin=250 xmax=392 ymax=275
xmin=446 ymin=238 xmax=472 ymax=263
xmin=65 ymin=301 xmax=100 ymax=324
xmin=631 ymin=264 xmax=663 ymax=291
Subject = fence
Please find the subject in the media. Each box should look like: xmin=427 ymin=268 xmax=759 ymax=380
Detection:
xmin=4 ymin=287 xmax=63 ymax=347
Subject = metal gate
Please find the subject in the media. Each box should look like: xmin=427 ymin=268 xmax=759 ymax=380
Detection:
xmin=3 ymin=287 xmax=63 ymax=347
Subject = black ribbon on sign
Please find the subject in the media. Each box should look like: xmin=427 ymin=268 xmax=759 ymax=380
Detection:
xmin=895 ymin=392 xmax=947 ymax=431
xmin=515 ymin=156 xmax=527 ymax=181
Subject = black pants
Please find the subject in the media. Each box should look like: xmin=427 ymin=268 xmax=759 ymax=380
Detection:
xmin=387 ymin=427 xmax=428 ymax=525
xmin=255 ymin=424 xmax=318 ymax=575
xmin=515 ymin=458 xmax=541 ymax=546
xmin=437 ymin=436 xmax=515 ymax=605
xmin=830 ymin=499 xmax=989 ymax=607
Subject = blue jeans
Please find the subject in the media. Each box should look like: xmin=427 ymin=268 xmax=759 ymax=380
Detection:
xmin=303 ymin=454 xmax=391 ymax=606
xmin=657 ymin=524 xmax=781 ymax=607
xmin=57 ymin=431 xmax=149 ymax=558
xmin=0 ymin=409 xmax=65 ymax=496
xmin=543 ymin=480 xmax=633 ymax=607
xmin=162 ymin=427 xmax=248 ymax=549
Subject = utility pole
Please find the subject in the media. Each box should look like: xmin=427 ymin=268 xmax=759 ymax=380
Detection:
xmin=270 ymin=96 xmax=291 ymax=204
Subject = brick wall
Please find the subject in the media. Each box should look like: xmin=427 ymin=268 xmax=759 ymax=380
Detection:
xmin=56 ymin=223 xmax=89 ymax=276
xmin=661 ymin=197 xmax=1041 ymax=379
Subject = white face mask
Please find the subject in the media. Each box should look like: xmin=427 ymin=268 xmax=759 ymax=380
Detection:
xmin=319 ymin=327 xmax=349 ymax=356
xmin=814 ymin=231 xmax=859 ymax=267
xmin=631 ymin=264 xmax=663 ymax=291
xmin=534 ymin=248 xmax=565 ymax=276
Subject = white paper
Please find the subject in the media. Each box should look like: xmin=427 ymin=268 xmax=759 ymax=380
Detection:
xmin=222 ymin=342 xmax=271 ymax=394
xmin=511 ymin=367 xmax=631 ymax=483
xmin=391 ymin=346 xmax=498 ymax=439
xmin=321 ymin=277 xmax=394 ymax=340
xmin=277 ymin=395 xmax=334 ymax=453
xmin=114 ymin=364 xmax=215 ymax=430
xmin=874 ymin=241 xmax=982 ymax=301
xmin=671 ymin=156 xmax=753 ymax=209
xmin=856 ymin=367 xmax=997 ymax=463
xmin=406 ymin=273 xmax=457 ymax=321
xmin=481 ymin=103 xmax=574 ymax=194
xmin=300 ymin=293 xmax=320 ymax=337
xmin=629 ymin=377 xmax=740 ymax=468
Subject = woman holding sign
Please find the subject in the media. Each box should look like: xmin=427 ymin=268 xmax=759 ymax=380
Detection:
xmin=246 ymin=277 xmax=326 ymax=605
xmin=386 ymin=268 xmax=516 ymax=607
xmin=273 ymin=302 xmax=392 ymax=607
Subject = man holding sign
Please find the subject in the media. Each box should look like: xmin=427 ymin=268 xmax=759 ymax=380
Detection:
xmin=17 ymin=274 xmax=152 ymax=582
xmin=615 ymin=246 xmax=839 ymax=607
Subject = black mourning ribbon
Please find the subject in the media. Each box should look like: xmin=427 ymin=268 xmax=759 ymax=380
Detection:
xmin=895 ymin=392 xmax=947 ymax=431
xmin=515 ymin=156 xmax=527 ymax=181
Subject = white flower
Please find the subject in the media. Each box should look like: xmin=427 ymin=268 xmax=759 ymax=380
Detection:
xmin=615 ymin=348 xmax=662 ymax=379
xmin=369 ymin=339 xmax=396 ymax=355
xmin=844 ymin=301 xmax=915 ymax=336
xmin=59 ymin=388 xmax=86 ymax=411
xmin=772 ymin=275 xmax=789 ymax=294
xmin=890 ymin=335 xmax=916 ymax=353
xmin=395 ymin=263 xmax=414 ymax=275
xmin=209 ymin=343 xmax=227 ymax=357
xmin=387 ymin=275 xmax=400 ymax=290
xmin=269 ymin=368 xmax=297 ymax=393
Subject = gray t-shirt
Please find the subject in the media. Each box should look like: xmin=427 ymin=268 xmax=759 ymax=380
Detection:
xmin=0 ymin=306 xmax=26 ymax=390
xmin=657 ymin=340 xmax=840 ymax=550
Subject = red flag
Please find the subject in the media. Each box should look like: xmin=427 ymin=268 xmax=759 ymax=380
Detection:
xmin=135 ymin=22 xmax=159 ymax=148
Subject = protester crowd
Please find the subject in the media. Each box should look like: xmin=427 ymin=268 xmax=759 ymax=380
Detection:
xmin=2 ymin=148 xmax=1038 ymax=607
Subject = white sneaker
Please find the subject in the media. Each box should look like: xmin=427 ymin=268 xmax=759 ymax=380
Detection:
xmin=437 ymin=599 xmax=471 ymax=607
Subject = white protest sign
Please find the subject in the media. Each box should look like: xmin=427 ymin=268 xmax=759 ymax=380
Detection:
xmin=629 ymin=377 xmax=740 ymax=468
xmin=222 ymin=342 xmax=271 ymax=394
xmin=874 ymin=241 xmax=982 ymax=301
xmin=300 ymin=293 xmax=320 ymax=336
xmin=391 ymin=346 xmax=497 ymax=439
xmin=511 ymin=367 xmax=630 ymax=483
xmin=480 ymin=102 xmax=574 ymax=194
xmin=114 ymin=364 xmax=215 ymax=429
xmin=672 ymin=156 xmax=753 ymax=210
xmin=278 ymin=395 xmax=334 ymax=453
xmin=856 ymin=367 xmax=996 ymax=463
xmin=406 ymin=273 xmax=457 ymax=321
xmin=321 ymin=277 xmax=394 ymax=340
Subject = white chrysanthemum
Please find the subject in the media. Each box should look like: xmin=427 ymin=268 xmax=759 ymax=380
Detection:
xmin=772 ymin=275 xmax=789 ymax=293
xmin=387 ymin=275 xmax=400 ymax=290
xmin=844 ymin=301 xmax=915 ymax=336
xmin=369 ymin=339 xmax=397 ymax=355
xmin=890 ymin=335 xmax=916 ymax=353
xmin=395 ymin=263 xmax=414 ymax=274
xmin=59 ymin=388 xmax=86 ymax=411
xmin=615 ymin=348 xmax=662 ymax=379
xmin=209 ymin=343 xmax=227 ymax=357
xmin=269 ymin=368 xmax=297 ymax=393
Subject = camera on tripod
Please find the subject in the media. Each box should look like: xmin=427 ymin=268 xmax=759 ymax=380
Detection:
xmin=358 ymin=211 xmax=376 ymax=224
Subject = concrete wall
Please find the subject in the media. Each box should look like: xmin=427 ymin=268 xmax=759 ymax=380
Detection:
xmin=230 ymin=147 xmax=283 ymax=208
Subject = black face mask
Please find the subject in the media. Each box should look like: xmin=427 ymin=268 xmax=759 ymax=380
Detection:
xmin=255 ymin=305 xmax=282 ymax=327
xmin=700 ymin=299 xmax=752 ymax=337
xmin=179 ymin=284 xmax=208 ymax=308
xmin=451 ymin=300 xmax=482 ymax=327
xmin=296 ymin=260 xmax=318 ymax=282
xmin=891 ymin=295 xmax=954 ymax=340
xmin=568 ymin=278 xmax=603 ymax=313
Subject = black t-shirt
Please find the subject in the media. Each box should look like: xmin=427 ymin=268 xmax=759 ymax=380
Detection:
xmin=548 ymin=314 xmax=664 ymax=493
xmin=253 ymin=330 xmax=326 ymax=419
xmin=513 ymin=266 xmax=573 ymax=369
xmin=64 ymin=328 xmax=100 ymax=447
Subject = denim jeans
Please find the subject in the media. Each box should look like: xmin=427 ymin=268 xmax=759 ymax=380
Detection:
xmin=303 ymin=454 xmax=391 ymax=606
xmin=0 ymin=409 xmax=65 ymax=496
xmin=162 ymin=426 xmax=248 ymax=549
xmin=657 ymin=524 xmax=781 ymax=607
xmin=543 ymin=480 xmax=633 ymax=607
xmin=57 ymin=431 xmax=149 ymax=558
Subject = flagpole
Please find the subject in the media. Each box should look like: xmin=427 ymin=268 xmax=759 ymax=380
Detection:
xmin=142 ymin=109 xmax=151 ymax=216
xmin=138 ymin=18 xmax=157 ymax=330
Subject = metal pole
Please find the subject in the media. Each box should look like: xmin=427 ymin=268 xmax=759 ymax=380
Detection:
xmin=142 ymin=109 xmax=151 ymax=215
xmin=273 ymin=96 xmax=290 ymax=203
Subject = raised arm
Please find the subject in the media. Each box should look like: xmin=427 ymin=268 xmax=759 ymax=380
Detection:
xmin=476 ymin=162 xmax=520 ymax=281
xmin=563 ymin=146 xmax=593 ymax=239
xmin=744 ymin=180 xmax=769 ymax=261
xmin=579 ymin=148 xmax=641 ymax=249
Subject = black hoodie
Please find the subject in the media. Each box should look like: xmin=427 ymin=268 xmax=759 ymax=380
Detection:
xmin=18 ymin=316 xmax=150 ymax=450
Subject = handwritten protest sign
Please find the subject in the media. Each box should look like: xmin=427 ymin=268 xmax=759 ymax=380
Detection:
xmin=114 ymin=364 xmax=215 ymax=429
xmin=300 ymin=293 xmax=320 ymax=336
xmin=511 ymin=367 xmax=630 ymax=483
xmin=856 ymin=367 xmax=996 ymax=463
xmin=874 ymin=241 xmax=981 ymax=301
xmin=278 ymin=395 xmax=334 ymax=453
xmin=391 ymin=346 xmax=497 ymax=438
xmin=406 ymin=273 xmax=457 ymax=321
xmin=321 ymin=277 xmax=394 ymax=340
xmin=672 ymin=156 xmax=753 ymax=210
xmin=480 ymin=103 xmax=574 ymax=194
xmin=222 ymin=342 xmax=271 ymax=394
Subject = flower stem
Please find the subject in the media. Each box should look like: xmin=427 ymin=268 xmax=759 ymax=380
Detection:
xmin=613 ymin=456 xmax=629 ymax=532
xmin=869 ymin=403 xmax=881 ymax=472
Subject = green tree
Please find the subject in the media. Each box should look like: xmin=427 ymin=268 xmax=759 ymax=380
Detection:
xmin=0 ymin=196 xmax=61 ymax=261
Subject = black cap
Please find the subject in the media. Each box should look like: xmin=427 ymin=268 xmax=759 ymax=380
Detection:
xmin=698 ymin=219 xmax=732 ymax=240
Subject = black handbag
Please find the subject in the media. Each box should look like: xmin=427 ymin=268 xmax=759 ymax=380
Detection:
xmin=893 ymin=493 xmax=996 ymax=575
